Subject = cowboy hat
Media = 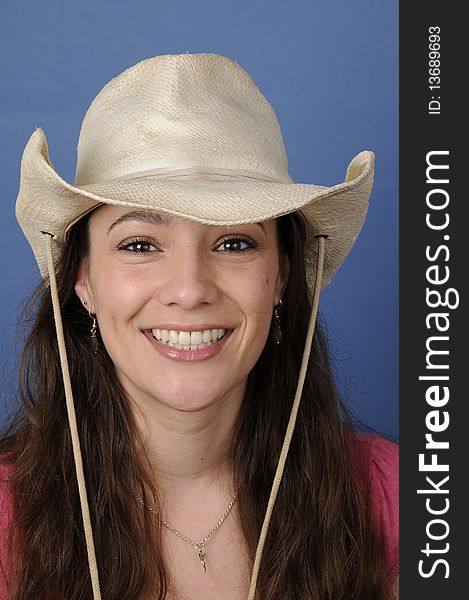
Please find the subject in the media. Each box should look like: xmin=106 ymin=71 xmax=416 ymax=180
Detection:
xmin=13 ymin=53 xmax=376 ymax=600
xmin=15 ymin=53 xmax=374 ymax=291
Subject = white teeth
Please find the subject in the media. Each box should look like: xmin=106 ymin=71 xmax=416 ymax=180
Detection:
xmin=178 ymin=331 xmax=191 ymax=345
xmin=190 ymin=331 xmax=203 ymax=345
xmin=151 ymin=327 xmax=227 ymax=349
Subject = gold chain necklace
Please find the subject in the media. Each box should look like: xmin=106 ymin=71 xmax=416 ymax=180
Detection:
xmin=146 ymin=493 xmax=237 ymax=573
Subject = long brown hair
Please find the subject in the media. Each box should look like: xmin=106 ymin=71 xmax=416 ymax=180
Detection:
xmin=1 ymin=213 xmax=390 ymax=599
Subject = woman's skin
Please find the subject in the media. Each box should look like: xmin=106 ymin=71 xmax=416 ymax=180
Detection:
xmin=75 ymin=205 xmax=289 ymax=598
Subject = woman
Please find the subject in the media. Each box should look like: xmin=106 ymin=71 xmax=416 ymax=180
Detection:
xmin=0 ymin=53 xmax=398 ymax=599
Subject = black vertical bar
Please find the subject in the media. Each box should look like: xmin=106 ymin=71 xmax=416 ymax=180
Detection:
xmin=400 ymin=3 xmax=466 ymax=598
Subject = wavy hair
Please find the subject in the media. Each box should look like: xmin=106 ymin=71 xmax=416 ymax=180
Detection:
xmin=1 ymin=213 xmax=390 ymax=599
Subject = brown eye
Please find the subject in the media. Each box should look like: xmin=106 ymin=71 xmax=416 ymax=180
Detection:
xmin=216 ymin=237 xmax=256 ymax=253
xmin=118 ymin=239 xmax=158 ymax=253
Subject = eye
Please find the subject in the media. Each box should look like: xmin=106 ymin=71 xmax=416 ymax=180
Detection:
xmin=117 ymin=238 xmax=158 ymax=253
xmin=215 ymin=236 xmax=256 ymax=253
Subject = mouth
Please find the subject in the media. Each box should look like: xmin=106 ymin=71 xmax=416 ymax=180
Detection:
xmin=151 ymin=327 xmax=230 ymax=350
xmin=144 ymin=327 xmax=234 ymax=362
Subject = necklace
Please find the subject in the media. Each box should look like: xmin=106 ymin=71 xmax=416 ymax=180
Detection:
xmin=146 ymin=493 xmax=237 ymax=574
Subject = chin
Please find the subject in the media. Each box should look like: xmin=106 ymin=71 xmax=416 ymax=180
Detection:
xmin=155 ymin=388 xmax=228 ymax=412
xmin=165 ymin=400 xmax=215 ymax=413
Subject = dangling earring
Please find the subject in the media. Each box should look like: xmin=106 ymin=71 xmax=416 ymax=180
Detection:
xmin=88 ymin=310 xmax=99 ymax=352
xmin=272 ymin=299 xmax=283 ymax=344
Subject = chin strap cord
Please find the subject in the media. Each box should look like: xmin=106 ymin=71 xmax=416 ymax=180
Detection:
xmin=43 ymin=231 xmax=325 ymax=600
xmin=247 ymin=235 xmax=327 ymax=600
xmin=44 ymin=234 xmax=102 ymax=600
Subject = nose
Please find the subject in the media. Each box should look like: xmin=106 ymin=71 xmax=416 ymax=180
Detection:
xmin=156 ymin=246 xmax=219 ymax=310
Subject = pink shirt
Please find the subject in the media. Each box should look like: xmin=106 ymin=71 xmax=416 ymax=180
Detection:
xmin=351 ymin=433 xmax=399 ymax=584
xmin=0 ymin=433 xmax=398 ymax=595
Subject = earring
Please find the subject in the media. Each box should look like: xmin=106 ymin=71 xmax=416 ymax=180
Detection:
xmin=88 ymin=310 xmax=99 ymax=352
xmin=272 ymin=299 xmax=283 ymax=344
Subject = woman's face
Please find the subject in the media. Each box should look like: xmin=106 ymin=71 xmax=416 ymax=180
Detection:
xmin=75 ymin=205 xmax=288 ymax=413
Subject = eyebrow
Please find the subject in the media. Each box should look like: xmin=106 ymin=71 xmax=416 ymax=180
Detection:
xmin=107 ymin=209 xmax=266 ymax=234
xmin=107 ymin=210 xmax=173 ymax=234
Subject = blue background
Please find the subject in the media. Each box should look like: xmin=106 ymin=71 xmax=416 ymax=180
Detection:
xmin=0 ymin=0 xmax=398 ymax=439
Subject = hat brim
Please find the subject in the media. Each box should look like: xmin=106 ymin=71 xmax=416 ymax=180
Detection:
xmin=16 ymin=128 xmax=375 ymax=289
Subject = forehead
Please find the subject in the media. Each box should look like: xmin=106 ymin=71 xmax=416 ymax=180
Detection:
xmin=88 ymin=204 xmax=274 ymax=235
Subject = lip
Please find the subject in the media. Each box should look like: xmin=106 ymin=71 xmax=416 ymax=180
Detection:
xmin=144 ymin=329 xmax=233 ymax=362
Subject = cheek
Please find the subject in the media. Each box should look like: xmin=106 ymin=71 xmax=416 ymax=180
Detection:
xmin=90 ymin=267 xmax=152 ymax=321
xmin=230 ymin=265 xmax=278 ymax=338
xmin=228 ymin=265 xmax=275 ymax=306
xmin=239 ymin=285 xmax=275 ymax=374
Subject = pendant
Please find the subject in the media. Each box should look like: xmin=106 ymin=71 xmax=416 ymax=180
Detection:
xmin=195 ymin=544 xmax=207 ymax=573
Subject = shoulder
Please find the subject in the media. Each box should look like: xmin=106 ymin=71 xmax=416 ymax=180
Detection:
xmin=0 ymin=462 xmax=14 ymax=594
xmin=349 ymin=432 xmax=399 ymax=584
xmin=349 ymin=432 xmax=399 ymax=485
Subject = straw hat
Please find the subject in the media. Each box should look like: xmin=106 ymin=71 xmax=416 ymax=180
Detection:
xmin=16 ymin=53 xmax=374 ymax=290
xmin=13 ymin=53 xmax=376 ymax=600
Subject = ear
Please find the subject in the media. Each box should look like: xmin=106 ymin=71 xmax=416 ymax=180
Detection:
xmin=275 ymin=254 xmax=290 ymax=302
xmin=74 ymin=260 xmax=94 ymax=312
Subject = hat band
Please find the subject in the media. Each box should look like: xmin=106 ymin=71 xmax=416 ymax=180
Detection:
xmin=77 ymin=165 xmax=292 ymax=188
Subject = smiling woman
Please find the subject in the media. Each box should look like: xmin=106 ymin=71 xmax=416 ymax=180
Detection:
xmin=0 ymin=54 xmax=398 ymax=599
xmin=77 ymin=207 xmax=285 ymax=398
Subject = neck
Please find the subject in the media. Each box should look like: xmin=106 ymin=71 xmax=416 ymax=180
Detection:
xmin=131 ymin=382 xmax=245 ymax=500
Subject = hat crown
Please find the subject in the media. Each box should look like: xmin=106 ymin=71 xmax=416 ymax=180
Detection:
xmin=74 ymin=54 xmax=291 ymax=186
